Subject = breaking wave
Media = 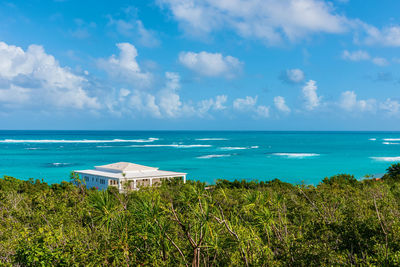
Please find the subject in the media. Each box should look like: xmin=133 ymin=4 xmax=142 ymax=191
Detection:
xmin=272 ymin=153 xmax=320 ymax=159
xmin=369 ymin=138 xmax=377 ymax=141
xmin=47 ymin=162 xmax=74 ymax=167
xmin=197 ymin=154 xmax=231 ymax=159
xmin=370 ymin=156 xmax=400 ymax=162
xmin=220 ymin=146 xmax=259 ymax=150
xmin=383 ymin=138 xmax=400 ymax=141
xmin=0 ymin=138 xmax=159 ymax=143
xmin=383 ymin=142 xmax=400 ymax=145
xmin=130 ymin=144 xmax=212 ymax=148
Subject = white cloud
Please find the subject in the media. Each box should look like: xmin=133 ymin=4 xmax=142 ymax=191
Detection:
xmin=107 ymin=13 xmax=160 ymax=48
xmin=339 ymin=91 xmax=376 ymax=112
xmin=179 ymin=51 xmax=242 ymax=78
xmin=158 ymin=0 xmax=348 ymax=45
xmin=282 ymin=68 xmax=304 ymax=83
xmin=136 ymin=20 xmax=160 ymax=47
xmin=126 ymin=90 xmax=162 ymax=118
xmin=342 ymin=50 xmax=370 ymax=61
xmin=233 ymin=96 xmax=258 ymax=111
xmin=118 ymin=72 xmax=197 ymax=119
xmin=302 ymin=80 xmax=321 ymax=110
xmin=157 ymin=72 xmax=184 ymax=118
xmin=255 ymin=105 xmax=270 ymax=118
xmin=360 ymin=23 xmax=400 ymax=47
xmin=341 ymin=50 xmax=388 ymax=66
xmin=233 ymin=95 xmax=270 ymax=118
xmin=198 ymin=95 xmax=227 ymax=114
xmin=372 ymin=57 xmax=388 ymax=66
xmin=274 ymin=96 xmax=291 ymax=113
xmin=0 ymin=85 xmax=30 ymax=104
xmin=0 ymin=41 xmax=99 ymax=109
xmin=98 ymin=43 xmax=152 ymax=87
xmin=380 ymin=98 xmax=400 ymax=115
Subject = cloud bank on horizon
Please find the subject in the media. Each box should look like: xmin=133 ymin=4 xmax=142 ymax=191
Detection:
xmin=0 ymin=0 xmax=399 ymax=130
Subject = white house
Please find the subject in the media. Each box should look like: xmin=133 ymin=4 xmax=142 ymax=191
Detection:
xmin=75 ymin=162 xmax=186 ymax=192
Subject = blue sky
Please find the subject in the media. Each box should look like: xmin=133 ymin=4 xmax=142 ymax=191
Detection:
xmin=1 ymin=0 xmax=400 ymax=130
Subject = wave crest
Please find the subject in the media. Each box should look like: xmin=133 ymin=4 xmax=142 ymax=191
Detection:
xmin=130 ymin=144 xmax=211 ymax=148
xmin=0 ymin=138 xmax=159 ymax=143
xmin=272 ymin=153 xmax=320 ymax=158
xmin=383 ymin=142 xmax=400 ymax=145
xmin=197 ymin=154 xmax=231 ymax=159
xmin=371 ymin=156 xmax=400 ymax=162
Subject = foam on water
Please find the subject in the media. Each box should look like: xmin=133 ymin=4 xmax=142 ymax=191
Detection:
xmin=369 ymin=138 xmax=377 ymax=141
xmin=272 ymin=153 xmax=320 ymax=159
xmin=0 ymin=138 xmax=159 ymax=143
xmin=370 ymin=156 xmax=400 ymax=162
xmin=220 ymin=147 xmax=248 ymax=150
xmin=220 ymin=146 xmax=259 ymax=150
xmin=48 ymin=163 xmax=73 ymax=167
xmin=382 ymin=142 xmax=400 ymax=145
xmin=197 ymin=154 xmax=231 ymax=159
xmin=130 ymin=144 xmax=212 ymax=148
xmin=383 ymin=138 xmax=400 ymax=141
xmin=2 ymin=131 xmax=400 ymax=185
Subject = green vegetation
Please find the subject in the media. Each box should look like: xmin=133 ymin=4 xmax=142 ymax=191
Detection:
xmin=2 ymin=164 xmax=400 ymax=266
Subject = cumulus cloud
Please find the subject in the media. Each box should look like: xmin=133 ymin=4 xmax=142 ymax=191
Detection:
xmin=198 ymin=95 xmax=227 ymax=114
xmin=255 ymin=105 xmax=270 ymax=118
xmin=0 ymin=41 xmax=99 ymax=109
xmin=281 ymin=68 xmax=305 ymax=84
xmin=274 ymin=96 xmax=291 ymax=113
xmin=117 ymin=72 xmax=231 ymax=119
xmin=380 ymin=98 xmax=400 ymax=115
xmin=98 ymin=43 xmax=152 ymax=87
xmin=157 ymin=72 xmax=185 ymax=118
xmin=339 ymin=91 xmax=376 ymax=112
xmin=233 ymin=96 xmax=270 ymax=118
xmin=158 ymin=0 xmax=348 ymax=45
xmin=302 ymin=80 xmax=321 ymax=110
xmin=179 ymin=51 xmax=242 ymax=78
xmin=360 ymin=23 xmax=400 ymax=47
xmin=233 ymin=96 xmax=258 ymax=111
xmin=341 ymin=50 xmax=388 ymax=66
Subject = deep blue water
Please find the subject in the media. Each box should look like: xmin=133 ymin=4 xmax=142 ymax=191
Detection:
xmin=1 ymin=131 xmax=399 ymax=185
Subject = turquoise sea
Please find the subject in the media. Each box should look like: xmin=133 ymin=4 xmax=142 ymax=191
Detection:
xmin=1 ymin=131 xmax=400 ymax=185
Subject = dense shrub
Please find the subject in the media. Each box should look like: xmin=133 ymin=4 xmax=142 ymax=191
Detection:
xmin=1 ymin=169 xmax=400 ymax=266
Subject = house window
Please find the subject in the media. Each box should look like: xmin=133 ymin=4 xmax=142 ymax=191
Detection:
xmin=84 ymin=176 xmax=89 ymax=182
xmin=100 ymin=179 xmax=105 ymax=185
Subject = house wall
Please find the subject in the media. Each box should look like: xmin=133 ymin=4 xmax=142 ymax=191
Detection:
xmin=136 ymin=178 xmax=150 ymax=187
xmin=78 ymin=173 xmax=186 ymax=191
xmin=79 ymin=174 xmax=117 ymax=191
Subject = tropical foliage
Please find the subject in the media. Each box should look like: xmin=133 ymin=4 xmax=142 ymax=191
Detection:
xmin=2 ymin=164 xmax=400 ymax=266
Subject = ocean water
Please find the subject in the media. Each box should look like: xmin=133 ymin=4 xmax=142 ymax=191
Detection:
xmin=0 ymin=131 xmax=399 ymax=185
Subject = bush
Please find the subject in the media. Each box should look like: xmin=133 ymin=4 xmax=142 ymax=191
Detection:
xmin=320 ymin=174 xmax=358 ymax=186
